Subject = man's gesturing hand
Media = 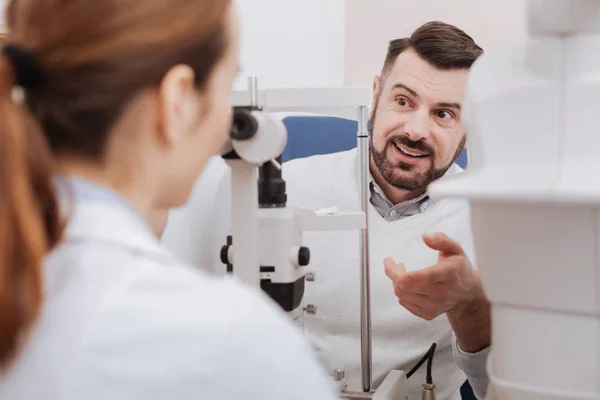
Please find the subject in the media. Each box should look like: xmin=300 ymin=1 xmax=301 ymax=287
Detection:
xmin=384 ymin=232 xmax=481 ymax=321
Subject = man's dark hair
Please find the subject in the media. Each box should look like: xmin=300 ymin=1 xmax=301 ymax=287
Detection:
xmin=381 ymin=21 xmax=483 ymax=79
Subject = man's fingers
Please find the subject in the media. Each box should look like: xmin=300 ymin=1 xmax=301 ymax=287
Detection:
xmin=422 ymin=232 xmax=465 ymax=256
xmin=395 ymin=261 xmax=454 ymax=290
xmin=398 ymin=299 xmax=424 ymax=316
xmin=394 ymin=289 xmax=432 ymax=306
xmin=395 ymin=279 xmax=449 ymax=298
xmin=384 ymin=257 xmax=406 ymax=282
xmin=398 ymin=298 xmax=440 ymax=321
xmin=398 ymin=292 xmax=445 ymax=320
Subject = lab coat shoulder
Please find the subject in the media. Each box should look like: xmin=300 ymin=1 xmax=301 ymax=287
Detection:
xmin=68 ymin=257 xmax=339 ymax=400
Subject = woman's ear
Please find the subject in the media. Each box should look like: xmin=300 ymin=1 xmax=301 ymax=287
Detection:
xmin=156 ymin=65 xmax=197 ymax=148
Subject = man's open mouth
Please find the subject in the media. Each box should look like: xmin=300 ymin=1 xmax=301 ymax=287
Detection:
xmin=394 ymin=142 xmax=430 ymax=158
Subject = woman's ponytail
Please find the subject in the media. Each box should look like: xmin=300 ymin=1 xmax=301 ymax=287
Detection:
xmin=0 ymin=53 xmax=62 ymax=369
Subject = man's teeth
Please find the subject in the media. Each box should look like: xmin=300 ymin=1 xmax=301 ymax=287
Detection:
xmin=396 ymin=144 xmax=427 ymax=157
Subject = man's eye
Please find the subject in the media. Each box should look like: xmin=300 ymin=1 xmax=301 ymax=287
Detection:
xmin=396 ymin=97 xmax=409 ymax=107
xmin=436 ymin=110 xmax=453 ymax=119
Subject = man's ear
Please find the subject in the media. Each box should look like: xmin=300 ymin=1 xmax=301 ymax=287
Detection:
xmin=156 ymin=65 xmax=196 ymax=148
xmin=370 ymin=74 xmax=381 ymax=119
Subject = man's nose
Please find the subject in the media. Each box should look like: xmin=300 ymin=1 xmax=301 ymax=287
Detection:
xmin=403 ymin=109 xmax=430 ymax=141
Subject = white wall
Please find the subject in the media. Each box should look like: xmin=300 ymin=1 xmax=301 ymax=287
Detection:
xmin=233 ymin=0 xmax=346 ymax=89
xmin=344 ymin=0 xmax=528 ymax=86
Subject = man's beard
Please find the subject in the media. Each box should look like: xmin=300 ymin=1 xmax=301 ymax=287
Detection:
xmin=369 ymin=97 xmax=466 ymax=192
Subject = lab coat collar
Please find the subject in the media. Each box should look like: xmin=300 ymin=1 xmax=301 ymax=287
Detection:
xmin=63 ymin=199 xmax=176 ymax=264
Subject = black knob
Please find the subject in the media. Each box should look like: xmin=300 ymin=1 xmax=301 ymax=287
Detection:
xmin=298 ymin=247 xmax=310 ymax=266
xmin=220 ymin=245 xmax=229 ymax=265
xmin=221 ymin=236 xmax=233 ymax=273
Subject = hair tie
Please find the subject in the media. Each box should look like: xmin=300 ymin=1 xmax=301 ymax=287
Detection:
xmin=2 ymin=44 xmax=43 ymax=90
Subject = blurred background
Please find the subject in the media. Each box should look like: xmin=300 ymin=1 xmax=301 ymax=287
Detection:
xmin=230 ymin=0 xmax=527 ymax=89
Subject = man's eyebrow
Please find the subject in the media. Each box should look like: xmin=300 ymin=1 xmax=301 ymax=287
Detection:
xmin=436 ymin=102 xmax=461 ymax=111
xmin=390 ymin=83 xmax=418 ymax=98
xmin=390 ymin=83 xmax=461 ymax=110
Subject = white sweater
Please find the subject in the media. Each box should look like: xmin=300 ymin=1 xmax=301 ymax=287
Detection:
xmin=282 ymin=148 xmax=476 ymax=400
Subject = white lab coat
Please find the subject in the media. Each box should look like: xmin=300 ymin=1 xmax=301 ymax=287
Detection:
xmin=0 ymin=183 xmax=338 ymax=400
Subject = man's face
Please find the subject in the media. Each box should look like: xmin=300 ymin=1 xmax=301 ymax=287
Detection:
xmin=370 ymin=48 xmax=468 ymax=192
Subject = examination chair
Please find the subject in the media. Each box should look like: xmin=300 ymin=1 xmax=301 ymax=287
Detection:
xmin=280 ymin=115 xmax=474 ymax=400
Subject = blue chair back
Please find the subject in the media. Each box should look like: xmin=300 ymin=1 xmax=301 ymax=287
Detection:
xmin=281 ymin=115 xmax=468 ymax=168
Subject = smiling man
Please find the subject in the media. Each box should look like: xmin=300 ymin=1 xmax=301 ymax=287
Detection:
xmin=282 ymin=22 xmax=490 ymax=399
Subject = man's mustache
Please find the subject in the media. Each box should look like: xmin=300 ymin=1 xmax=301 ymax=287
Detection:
xmin=389 ymin=135 xmax=434 ymax=155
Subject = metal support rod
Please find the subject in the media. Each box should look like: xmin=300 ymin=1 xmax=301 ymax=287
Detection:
xmin=357 ymin=105 xmax=372 ymax=392
xmin=248 ymin=76 xmax=258 ymax=106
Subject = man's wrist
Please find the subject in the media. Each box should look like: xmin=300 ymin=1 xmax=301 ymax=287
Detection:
xmin=446 ymin=284 xmax=491 ymax=353
xmin=449 ymin=284 xmax=487 ymax=319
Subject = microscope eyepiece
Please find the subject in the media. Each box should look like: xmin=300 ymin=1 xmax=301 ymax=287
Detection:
xmin=231 ymin=108 xmax=258 ymax=141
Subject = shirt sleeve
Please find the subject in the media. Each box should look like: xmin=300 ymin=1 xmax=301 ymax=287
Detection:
xmin=451 ymin=331 xmax=491 ymax=399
